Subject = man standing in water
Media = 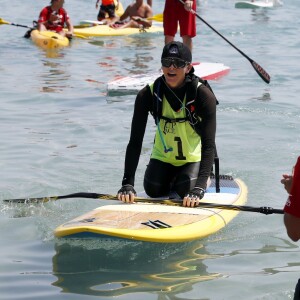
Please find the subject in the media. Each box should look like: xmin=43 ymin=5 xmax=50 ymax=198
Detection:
xmin=163 ymin=0 xmax=196 ymax=51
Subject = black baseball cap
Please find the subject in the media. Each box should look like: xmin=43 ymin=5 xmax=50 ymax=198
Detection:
xmin=161 ymin=41 xmax=192 ymax=63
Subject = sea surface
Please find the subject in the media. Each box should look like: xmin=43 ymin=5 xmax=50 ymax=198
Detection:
xmin=0 ymin=0 xmax=299 ymax=299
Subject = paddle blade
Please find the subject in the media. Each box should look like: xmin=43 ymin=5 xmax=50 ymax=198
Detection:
xmin=73 ymin=33 xmax=88 ymax=39
xmin=148 ymin=13 xmax=163 ymax=22
xmin=0 ymin=18 xmax=10 ymax=25
xmin=251 ymin=60 xmax=271 ymax=84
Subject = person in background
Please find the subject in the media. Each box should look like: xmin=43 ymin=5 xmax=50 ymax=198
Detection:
xmin=117 ymin=41 xmax=217 ymax=207
xmin=163 ymin=0 xmax=196 ymax=51
xmin=95 ymin=0 xmax=119 ymax=24
xmin=281 ymin=156 xmax=300 ymax=300
xmin=109 ymin=0 xmax=152 ymax=29
xmin=282 ymin=156 xmax=300 ymax=241
xmin=37 ymin=0 xmax=73 ymax=38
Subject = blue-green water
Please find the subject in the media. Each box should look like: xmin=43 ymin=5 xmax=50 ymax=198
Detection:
xmin=1 ymin=0 xmax=300 ymax=299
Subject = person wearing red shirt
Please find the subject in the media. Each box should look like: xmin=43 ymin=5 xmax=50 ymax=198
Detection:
xmin=282 ymin=156 xmax=300 ymax=241
xmin=38 ymin=0 xmax=73 ymax=38
xmin=281 ymin=156 xmax=300 ymax=300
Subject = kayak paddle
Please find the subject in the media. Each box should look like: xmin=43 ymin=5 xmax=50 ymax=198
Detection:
xmin=147 ymin=13 xmax=163 ymax=22
xmin=177 ymin=0 xmax=270 ymax=84
xmin=0 ymin=17 xmax=87 ymax=39
xmin=0 ymin=17 xmax=32 ymax=29
xmin=3 ymin=192 xmax=283 ymax=215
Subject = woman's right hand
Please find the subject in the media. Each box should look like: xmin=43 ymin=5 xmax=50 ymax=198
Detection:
xmin=117 ymin=184 xmax=136 ymax=203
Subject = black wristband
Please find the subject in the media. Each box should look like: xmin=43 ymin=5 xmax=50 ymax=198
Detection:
xmin=118 ymin=184 xmax=136 ymax=195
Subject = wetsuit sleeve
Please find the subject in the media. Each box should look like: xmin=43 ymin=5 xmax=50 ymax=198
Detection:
xmin=194 ymin=84 xmax=217 ymax=189
xmin=121 ymin=86 xmax=152 ymax=186
xmin=284 ymin=157 xmax=300 ymax=218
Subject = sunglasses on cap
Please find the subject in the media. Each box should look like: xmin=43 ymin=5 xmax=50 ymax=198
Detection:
xmin=161 ymin=58 xmax=189 ymax=69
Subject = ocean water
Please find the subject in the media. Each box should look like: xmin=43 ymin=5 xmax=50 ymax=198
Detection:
xmin=0 ymin=0 xmax=300 ymax=299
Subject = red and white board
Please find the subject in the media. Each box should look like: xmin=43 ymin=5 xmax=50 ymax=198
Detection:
xmin=107 ymin=62 xmax=230 ymax=95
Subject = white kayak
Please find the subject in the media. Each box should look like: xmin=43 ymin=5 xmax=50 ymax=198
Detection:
xmin=235 ymin=0 xmax=283 ymax=8
xmin=107 ymin=62 xmax=230 ymax=95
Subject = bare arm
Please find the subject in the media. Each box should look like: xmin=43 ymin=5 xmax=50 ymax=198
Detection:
xmin=131 ymin=6 xmax=153 ymax=27
xmin=38 ymin=22 xmax=47 ymax=31
xmin=119 ymin=7 xmax=130 ymax=22
xmin=66 ymin=18 xmax=73 ymax=35
xmin=194 ymin=85 xmax=217 ymax=189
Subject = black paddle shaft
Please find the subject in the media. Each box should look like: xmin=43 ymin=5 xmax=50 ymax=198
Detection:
xmin=10 ymin=22 xmax=32 ymax=29
xmin=177 ymin=0 xmax=271 ymax=84
xmin=3 ymin=192 xmax=284 ymax=215
xmin=198 ymin=15 xmax=270 ymax=84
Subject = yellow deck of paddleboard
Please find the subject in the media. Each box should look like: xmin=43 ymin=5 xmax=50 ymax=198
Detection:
xmin=73 ymin=24 xmax=163 ymax=37
xmin=30 ymin=30 xmax=69 ymax=50
xmin=55 ymin=177 xmax=247 ymax=243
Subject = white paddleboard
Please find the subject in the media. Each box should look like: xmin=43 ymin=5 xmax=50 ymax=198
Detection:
xmin=80 ymin=20 xmax=105 ymax=26
xmin=235 ymin=0 xmax=282 ymax=8
xmin=106 ymin=62 xmax=230 ymax=95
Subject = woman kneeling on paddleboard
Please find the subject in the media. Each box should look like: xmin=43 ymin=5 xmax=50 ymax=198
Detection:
xmin=117 ymin=41 xmax=217 ymax=207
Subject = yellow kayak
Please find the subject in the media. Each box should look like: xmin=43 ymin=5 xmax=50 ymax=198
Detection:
xmin=30 ymin=30 xmax=69 ymax=50
xmin=73 ymin=24 xmax=163 ymax=37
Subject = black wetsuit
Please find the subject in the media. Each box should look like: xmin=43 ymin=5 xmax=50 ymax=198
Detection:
xmin=121 ymin=75 xmax=217 ymax=198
